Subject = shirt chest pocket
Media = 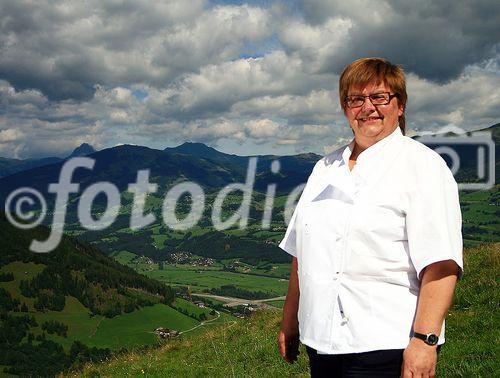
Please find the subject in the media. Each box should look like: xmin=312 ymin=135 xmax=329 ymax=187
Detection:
xmin=297 ymin=199 xmax=350 ymax=278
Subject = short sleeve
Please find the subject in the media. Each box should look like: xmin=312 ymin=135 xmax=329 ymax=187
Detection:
xmin=406 ymin=153 xmax=463 ymax=280
xmin=279 ymin=206 xmax=299 ymax=257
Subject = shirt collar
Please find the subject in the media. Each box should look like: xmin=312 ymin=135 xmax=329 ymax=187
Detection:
xmin=340 ymin=126 xmax=404 ymax=191
xmin=341 ymin=126 xmax=402 ymax=167
xmin=316 ymin=126 xmax=403 ymax=200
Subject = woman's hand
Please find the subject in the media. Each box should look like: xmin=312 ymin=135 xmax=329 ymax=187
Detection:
xmin=278 ymin=327 xmax=300 ymax=363
xmin=401 ymin=338 xmax=437 ymax=377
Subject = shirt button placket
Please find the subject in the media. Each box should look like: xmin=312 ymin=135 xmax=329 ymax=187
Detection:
xmin=333 ymin=234 xmax=342 ymax=280
xmin=332 ymin=200 xmax=354 ymax=349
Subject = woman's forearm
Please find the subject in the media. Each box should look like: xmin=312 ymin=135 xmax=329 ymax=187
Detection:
xmin=412 ymin=260 xmax=459 ymax=336
xmin=402 ymin=260 xmax=459 ymax=376
xmin=282 ymin=257 xmax=300 ymax=331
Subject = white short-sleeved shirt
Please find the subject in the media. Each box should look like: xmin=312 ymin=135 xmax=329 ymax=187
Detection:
xmin=279 ymin=127 xmax=463 ymax=354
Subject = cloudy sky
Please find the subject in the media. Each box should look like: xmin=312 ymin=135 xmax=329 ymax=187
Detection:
xmin=0 ymin=0 xmax=499 ymax=159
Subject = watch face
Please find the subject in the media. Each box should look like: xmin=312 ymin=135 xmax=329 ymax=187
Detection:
xmin=427 ymin=334 xmax=439 ymax=345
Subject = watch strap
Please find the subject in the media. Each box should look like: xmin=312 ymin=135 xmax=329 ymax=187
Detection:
xmin=413 ymin=332 xmax=439 ymax=346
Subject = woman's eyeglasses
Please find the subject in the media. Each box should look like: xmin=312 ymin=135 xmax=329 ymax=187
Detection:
xmin=345 ymin=92 xmax=398 ymax=108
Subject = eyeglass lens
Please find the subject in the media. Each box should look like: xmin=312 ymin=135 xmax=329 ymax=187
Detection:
xmin=346 ymin=92 xmax=391 ymax=108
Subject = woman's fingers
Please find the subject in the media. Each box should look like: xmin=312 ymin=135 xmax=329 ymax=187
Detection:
xmin=277 ymin=330 xmax=287 ymax=360
xmin=277 ymin=330 xmax=299 ymax=363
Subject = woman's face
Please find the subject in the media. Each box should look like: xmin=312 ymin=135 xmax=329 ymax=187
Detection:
xmin=345 ymin=81 xmax=403 ymax=143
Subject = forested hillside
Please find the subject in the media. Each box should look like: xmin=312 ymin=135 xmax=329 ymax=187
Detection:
xmin=0 ymin=212 xmax=174 ymax=317
xmin=0 ymin=212 xmax=177 ymax=376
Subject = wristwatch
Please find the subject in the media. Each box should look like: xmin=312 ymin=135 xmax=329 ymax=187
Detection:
xmin=413 ymin=332 xmax=439 ymax=346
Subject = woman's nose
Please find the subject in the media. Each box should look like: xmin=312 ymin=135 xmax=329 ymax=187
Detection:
xmin=361 ymin=97 xmax=376 ymax=111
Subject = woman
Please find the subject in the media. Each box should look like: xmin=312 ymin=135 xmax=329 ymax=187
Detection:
xmin=278 ymin=57 xmax=462 ymax=377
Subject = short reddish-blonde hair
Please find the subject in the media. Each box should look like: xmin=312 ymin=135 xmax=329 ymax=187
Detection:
xmin=339 ymin=57 xmax=407 ymax=134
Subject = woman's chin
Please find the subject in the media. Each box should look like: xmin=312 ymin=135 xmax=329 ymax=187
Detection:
xmin=358 ymin=124 xmax=384 ymax=137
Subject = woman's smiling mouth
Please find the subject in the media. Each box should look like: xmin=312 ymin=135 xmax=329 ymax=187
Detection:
xmin=357 ymin=116 xmax=383 ymax=122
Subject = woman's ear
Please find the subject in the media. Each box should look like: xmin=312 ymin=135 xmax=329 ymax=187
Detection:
xmin=398 ymin=103 xmax=404 ymax=117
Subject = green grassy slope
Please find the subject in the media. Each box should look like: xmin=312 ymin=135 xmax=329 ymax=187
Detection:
xmin=72 ymin=243 xmax=499 ymax=377
xmin=70 ymin=310 xmax=310 ymax=377
xmin=439 ymin=243 xmax=500 ymax=375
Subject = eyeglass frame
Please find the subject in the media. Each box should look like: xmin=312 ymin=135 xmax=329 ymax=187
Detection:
xmin=344 ymin=92 xmax=399 ymax=109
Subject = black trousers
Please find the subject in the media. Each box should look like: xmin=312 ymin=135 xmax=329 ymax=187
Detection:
xmin=306 ymin=346 xmax=404 ymax=378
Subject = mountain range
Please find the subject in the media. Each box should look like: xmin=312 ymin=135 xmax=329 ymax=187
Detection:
xmin=0 ymin=142 xmax=320 ymax=203
xmin=0 ymin=143 xmax=96 ymax=178
xmin=1 ymin=123 xmax=497 ymax=182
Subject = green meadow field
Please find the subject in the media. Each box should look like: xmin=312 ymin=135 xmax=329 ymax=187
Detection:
xmin=145 ymin=265 xmax=288 ymax=297
xmin=90 ymin=304 xmax=197 ymax=350
xmin=110 ymin=249 xmax=290 ymax=298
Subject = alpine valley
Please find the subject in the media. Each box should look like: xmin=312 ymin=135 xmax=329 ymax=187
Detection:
xmin=0 ymin=124 xmax=498 ymax=376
